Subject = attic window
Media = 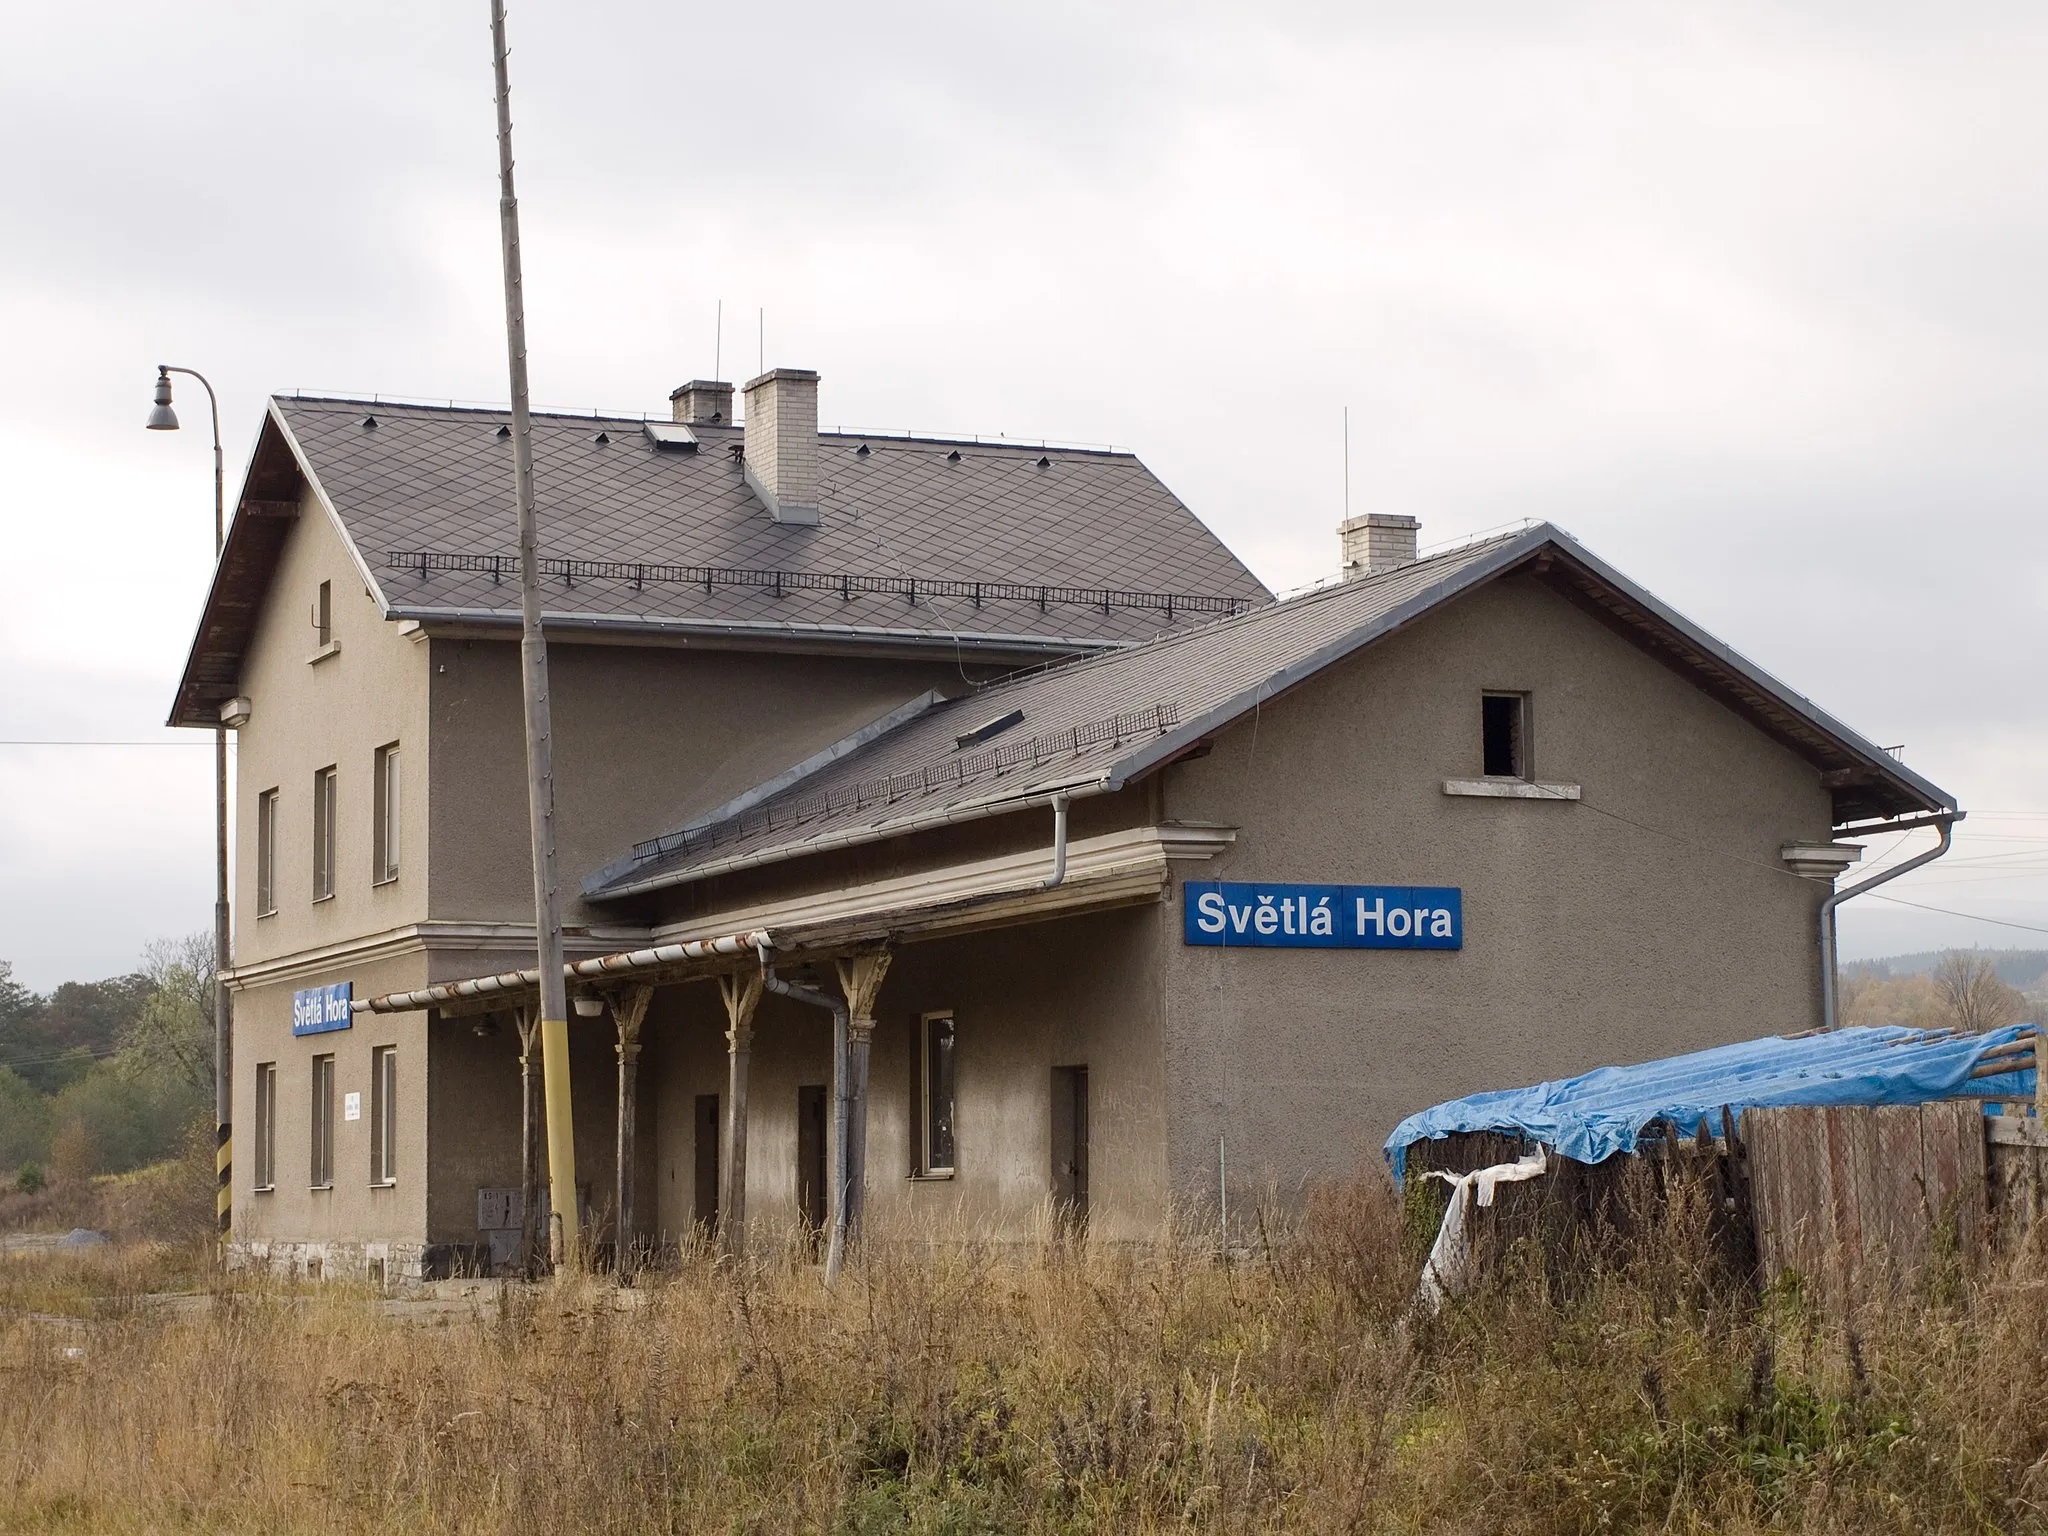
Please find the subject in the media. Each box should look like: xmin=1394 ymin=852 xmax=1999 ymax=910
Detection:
xmin=956 ymin=708 xmax=1024 ymax=750
xmin=495 ymin=424 xmax=511 ymax=439
xmin=1482 ymin=693 xmax=1529 ymax=778
xmin=945 ymin=449 xmax=962 ymax=463
xmin=1036 ymin=455 xmax=1051 ymax=468
xmin=855 ymin=443 xmax=871 ymax=457
xmin=361 ymin=414 xmax=378 ymax=429
xmin=593 ymin=430 xmax=610 ymax=445
xmin=643 ymin=421 xmax=699 ymax=451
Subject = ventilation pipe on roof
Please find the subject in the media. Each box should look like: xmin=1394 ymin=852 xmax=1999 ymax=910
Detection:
xmin=757 ymin=940 xmax=852 ymax=1283
xmin=1338 ymin=514 xmax=1419 ymax=580
xmin=742 ymin=368 xmax=821 ymax=525
xmin=1818 ymin=811 xmax=1962 ymax=1030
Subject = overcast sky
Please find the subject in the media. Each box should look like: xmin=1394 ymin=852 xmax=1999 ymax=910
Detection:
xmin=2 ymin=2 xmax=2045 ymax=989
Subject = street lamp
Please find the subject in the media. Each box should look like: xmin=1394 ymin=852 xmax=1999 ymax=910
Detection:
xmin=147 ymin=364 xmax=232 ymax=1254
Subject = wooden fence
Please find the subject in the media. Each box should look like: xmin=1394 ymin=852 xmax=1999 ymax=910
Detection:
xmin=1413 ymin=1097 xmax=2046 ymax=1308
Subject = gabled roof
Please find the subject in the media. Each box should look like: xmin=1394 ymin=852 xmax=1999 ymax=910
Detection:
xmin=168 ymin=394 xmax=1270 ymax=725
xmin=585 ymin=524 xmax=1955 ymax=902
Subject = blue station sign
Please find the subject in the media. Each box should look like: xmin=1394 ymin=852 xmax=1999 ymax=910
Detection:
xmin=1183 ymin=882 xmax=1463 ymax=950
xmin=292 ymin=981 xmax=355 ymax=1036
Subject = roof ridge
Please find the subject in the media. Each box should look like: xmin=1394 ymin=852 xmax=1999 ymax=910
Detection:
xmin=969 ymin=528 xmax=1538 ymax=700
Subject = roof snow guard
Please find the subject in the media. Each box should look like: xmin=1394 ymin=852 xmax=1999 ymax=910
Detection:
xmin=585 ymin=523 xmax=1953 ymax=902
xmin=1385 ymin=1024 xmax=2039 ymax=1180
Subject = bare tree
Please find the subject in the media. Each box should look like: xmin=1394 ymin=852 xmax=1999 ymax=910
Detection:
xmin=122 ymin=933 xmax=216 ymax=1095
xmin=1932 ymin=950 xmax=2024 ymax=1033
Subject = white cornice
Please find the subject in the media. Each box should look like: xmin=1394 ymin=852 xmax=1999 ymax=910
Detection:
xmin=221 ymin=922 xmax=637 ymax=992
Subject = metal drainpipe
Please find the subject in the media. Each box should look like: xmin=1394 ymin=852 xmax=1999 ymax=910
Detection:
xmin=1820 ymin=815 xmax=1959 ymax=1030
xmin=758 ymin=942 xmax=853 ymax=1283
xmin=1041 ymin=793 xmax=1071 ymax=890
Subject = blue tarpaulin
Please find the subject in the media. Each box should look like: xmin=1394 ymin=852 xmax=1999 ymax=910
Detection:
xmin=1385 ymin=1024 xmax=2037 ymax=1181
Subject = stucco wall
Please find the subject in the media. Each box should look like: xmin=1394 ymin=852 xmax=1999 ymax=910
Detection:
xmin=1156 ymin=572 xmax=1837 ymax=1213
xmin=425 ymin=640 xmax=974 ymax=927
xmin=231 ymin=490 xmax=431 ymax=968
xmin=231 ymin=951 xmax=430 ymax=1247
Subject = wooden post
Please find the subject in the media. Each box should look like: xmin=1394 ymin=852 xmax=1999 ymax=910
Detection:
xmin=718 ymin=971 xmax=764 ymax=1258
xmin=612 ymin=985 xmax=654 ymax=1277
xmin=835 ymin=950 xmax=893 ymax=1263
xmin=514 ymin=1005 xmax=542 ymax=1278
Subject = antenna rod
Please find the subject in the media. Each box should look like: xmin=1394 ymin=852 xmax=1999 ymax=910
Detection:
xmin=1343 ymin=405 xmax=1350 ymax=519
xmin=489 ymin=0 xmax=578 ymax=1272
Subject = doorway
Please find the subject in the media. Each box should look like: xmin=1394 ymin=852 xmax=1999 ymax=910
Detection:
xmin=1051 ymin=1065 xmax=1089 ymax=1233
xmin=693 ymin=1093 xmax=720 ymax=1235
xmin=797 ymin=1083 xmax=828 ymax=1251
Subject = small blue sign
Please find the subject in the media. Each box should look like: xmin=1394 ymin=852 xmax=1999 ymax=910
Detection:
xmin=1183 ymin=882 xmax=1463 ymax=949
xmin=292 ymin=981 xmax=354 ymax=1035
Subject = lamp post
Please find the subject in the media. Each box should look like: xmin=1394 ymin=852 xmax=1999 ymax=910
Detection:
xmin=147 ymin=365 xmax=233 ymax=1254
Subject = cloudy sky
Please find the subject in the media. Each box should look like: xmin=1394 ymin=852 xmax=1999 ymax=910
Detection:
xmin=2 ymin=2 xmax=2044 ymax=989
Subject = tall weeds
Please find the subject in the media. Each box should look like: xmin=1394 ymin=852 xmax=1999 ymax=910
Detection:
xmin=3 ymin=1172 xmax=2044 ymax=1533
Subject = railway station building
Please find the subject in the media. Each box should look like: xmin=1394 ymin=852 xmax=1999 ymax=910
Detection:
xmin=170 ymin=367 xmax=1956 ymax=1279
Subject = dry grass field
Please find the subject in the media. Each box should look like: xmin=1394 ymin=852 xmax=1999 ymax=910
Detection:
xmin=4 ymin=1173 xmax=2046 ymax=1534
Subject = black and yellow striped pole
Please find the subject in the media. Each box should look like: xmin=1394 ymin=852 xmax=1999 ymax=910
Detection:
xmin=148 ymin=363 xmax=233 ymax=1257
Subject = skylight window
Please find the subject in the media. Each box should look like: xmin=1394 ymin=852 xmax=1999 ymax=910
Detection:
xmin=643 ymin=421 xmax=699 ymax=452
xmin=956 ymin=708 xmax=1024 ymax=750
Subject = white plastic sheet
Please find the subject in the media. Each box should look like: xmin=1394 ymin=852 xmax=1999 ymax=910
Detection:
xmin=1416 ymin=1148 xmax=1549 ymax=1314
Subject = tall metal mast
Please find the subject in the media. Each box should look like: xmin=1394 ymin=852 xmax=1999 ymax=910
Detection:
xmin=488 ymin=0 xmax=578 ymax=1270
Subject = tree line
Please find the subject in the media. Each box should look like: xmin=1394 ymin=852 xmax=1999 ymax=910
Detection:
xmin=0 ymin=936 xmax=214 ymax=1189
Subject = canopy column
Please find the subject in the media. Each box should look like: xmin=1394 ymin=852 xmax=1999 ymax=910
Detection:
xmin=717 ymin=970 xmax=764 ymax=1258
xmin=513 ymin=1005 xmax=542 ymax=1277
xmin=611 ymin=985 xmax=654 ymax=1276
xmin=833 ymin=949 xmax=893 ymax=1274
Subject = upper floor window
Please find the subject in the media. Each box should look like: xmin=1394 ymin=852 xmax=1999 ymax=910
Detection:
xmin=315 ymin=580 xmax=332 ymax=647
xmin=312 ymin=765 xmax=337 ymax=901
xmin=372 ymin=743 xmax=401 ymax=885
xmin=256 ymin=788 xmax=279 ymax=916
xmin=1482 ymin=692 xmax=1530 ymax=780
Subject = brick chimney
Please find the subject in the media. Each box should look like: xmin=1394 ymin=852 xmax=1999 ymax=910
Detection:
xmin=670 ymin=380 xmax=733 ymax=426
xmin=741 ymin=368 xmax=820 ymax=526
xmin=1338 ymin=514 xmax=1419 ymax=580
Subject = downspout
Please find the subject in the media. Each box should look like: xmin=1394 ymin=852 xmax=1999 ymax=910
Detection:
xmin=757 ymin=940 xmax=853 ymax=1283
xmin=1041 ymin=792 xmax=1071 ymax=890
xmin=1820 ymin=813 xmax=1960 ymax=1030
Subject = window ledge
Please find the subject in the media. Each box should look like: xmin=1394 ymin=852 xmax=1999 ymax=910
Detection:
xmin=372 ymin=874 xmax=398 ymax=889
xmin=312 ymin=892 xmax=336 ymax=905
xmin=907 ymin=1172 xmax=955 ymax=1183
xmin=310 ymin=1183 xmax=333 ymax=1193
xmin=1442 ymin=778 xmax=1581 ymax=801
xmin=253 ymin=1184 xmax=274 ymax=1195
xmin=307 ymin=640 xmax=342 ymax=665
xmin=369 ymin=1179 xmax=397 ymax=1190
xmin=256 ymin=907 xmax=277 ymax=920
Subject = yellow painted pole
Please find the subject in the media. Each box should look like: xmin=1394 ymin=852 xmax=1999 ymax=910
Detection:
xmin=540 ymin=1012 xmax=578 ymax=1268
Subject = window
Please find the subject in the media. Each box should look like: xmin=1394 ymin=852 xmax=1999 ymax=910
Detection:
xmin=370 ymin=1045 xmax=397 ymax=1185
xmin=310 ymin=1054 xmax=335 ymax=1188
xmin=315 ymin=580 xmax=332 ymax=646
xmin=372 ymin=743 xmax=400 ymax=884
xmin=312 ymin=765 xmax=337 ymax=900
xmin=912 ymin=1012 xmax=956 ymax=1176
xmin=1482 ymin=692 xmax=1529 ymax=779
xmin=256 ymin=788 xmax=279 ymax=916
xmin=253 ymin=1062 xmax=277 ymax=1190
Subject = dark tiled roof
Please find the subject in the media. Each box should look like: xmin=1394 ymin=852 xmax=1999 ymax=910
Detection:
xmin=585 ymin=524 xmax=1957 ymax=900
xmin=277 ymin=396 xmax=1269 ymax=649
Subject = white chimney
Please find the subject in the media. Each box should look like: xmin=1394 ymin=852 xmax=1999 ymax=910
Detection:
xmin=670 ymin=379 xmax=733 ymax=426
xmin=741 ymin=368 xmax=820 ymax=525
xmin=1338 ymin=513 xmax=1419 ymax=579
